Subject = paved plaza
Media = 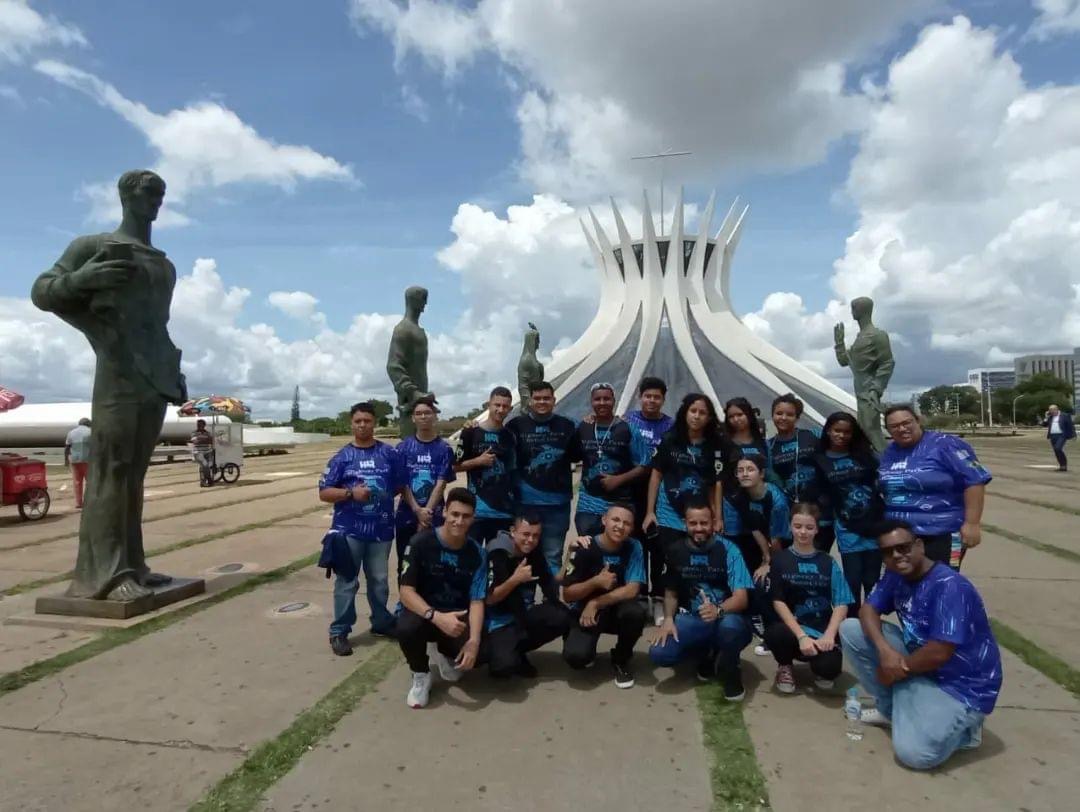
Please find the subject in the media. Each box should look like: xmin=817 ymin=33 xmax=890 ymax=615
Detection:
xmin=0 ymin=434 xmax=1077 ymax=811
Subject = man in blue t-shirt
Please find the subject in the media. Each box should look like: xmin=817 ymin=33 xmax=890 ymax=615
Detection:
xmin=507 ymin=380 xmax=580 ymax=574
xmin=572 ymin=383 xmax=652 ymax=537
xmin=649 ymin=501 xmax=754 ymax=700
xmin=318 ymin=402 xmax=405 ymax=654
xmin=395 ymin=396 xmax=455 ymax=573
xmin=623 ymin=376 xmax=676 ymax=451
xmin=840 ymin=520 xmax=1002 ymax=770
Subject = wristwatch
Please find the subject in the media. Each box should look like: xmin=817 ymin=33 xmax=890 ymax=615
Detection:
xmin=423 ymin=608 xmax=435 ymax=622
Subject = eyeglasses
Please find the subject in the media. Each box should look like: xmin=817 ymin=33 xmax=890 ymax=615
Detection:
xmin=886 ymin=418 xmax=917 ymax=433
xmin=882 ymin=541 xmax=916 ymax=558
xmin=590 ymin=382 xmax=615 ymax=394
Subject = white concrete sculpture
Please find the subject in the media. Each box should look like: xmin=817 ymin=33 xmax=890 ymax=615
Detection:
xmin=529 ymin=190 xmax=856 ymax=427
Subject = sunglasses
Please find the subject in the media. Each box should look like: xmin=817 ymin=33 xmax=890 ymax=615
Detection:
xmin=882 ymin=541 xmax=917 ymax=558
xmin=590 ymin=382 xmax=615 ymax=394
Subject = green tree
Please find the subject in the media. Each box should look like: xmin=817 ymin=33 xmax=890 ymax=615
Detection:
xmin=990 ymin=373 xmax=1073 ymax=425
xmin=917 ymin=385 xmax=981 ymax=417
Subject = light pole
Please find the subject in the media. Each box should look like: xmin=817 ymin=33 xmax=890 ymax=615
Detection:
xmin=1012 ymin=394 xmax=1027 ymax=426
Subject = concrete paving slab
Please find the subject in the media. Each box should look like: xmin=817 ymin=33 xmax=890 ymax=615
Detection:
xmin=260 ymin=643 xmax=713 ymax=812
xmin=0 ymin=728 xmax=235 ymax=812
xmin=0 ymin=624 xmax=95 ymax=675
xmin=744 ymin=649 xmax=1080 ymax=812
xmin=984 ymin=494 xmax=1080 ymax=553
xmin=978 ymin=576 xmax=1080 ymax=670
xmin=0 ymin=569 xmax=385 ymax=752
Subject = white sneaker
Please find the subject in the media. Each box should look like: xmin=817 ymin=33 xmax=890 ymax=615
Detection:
xmin=431 ymin=649 xmax=463 ymax=683
xmin=406 ymin=671 xmax=432 ymax=708
xmin=753 ymin=643 xmax=770 ymax=657
xmin=860 ymin=707 xmax=891 ymax=727
xmin=652 ymin=599 xmax=665 ymax=627
xmin=813 ymin=678 xmax=835 ymax=690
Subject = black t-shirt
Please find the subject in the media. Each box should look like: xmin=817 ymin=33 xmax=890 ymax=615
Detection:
xmin=812 ymin=451 xmax=883 ymax=536
xmin=399 ymin=529 xmax=487 ymax=612
xmin=723 ymin=438 xmax=768 ymax=490
xmin=766 ymin=429 xmax=821 ymax=503
xmin=562 ymin=536 xmax=646 ymax=608
xmin=663 ymin=536 xmax=753 ymax=613
xmin=506 ymin=413 xmax=579 ymax=505
xmin=484 ymin=533 xmax=560 ymax=631
xmin=651 ymin=432 xmax=728 ymax=528
xmin=768 ymin=548 xmax=849 ymax=635
xmin=456 ymin=425 xmax=517 ymax=519
xmin=573 ymin=419 xmax=648 ymax=506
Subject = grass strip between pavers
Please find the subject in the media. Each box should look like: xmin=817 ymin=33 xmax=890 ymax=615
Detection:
xmin=6 ymin=482 xmax=316 ymax=552
xmin=190 ymin=643 xmax=399 ymax=812
xmin=1 ymin=504 xmax=327 ymax=597
xmin=989 ymin=492 xmax=1080 ymax=517
xmin=696 ymin=682 xmax=771 ymax=811
xmin=991 ymin=618 xmax=1080 ymax=700
xmin=982 ymin=523 xmax=1080 ymax=566
xmin=0 ymin=552 xmax=319 ymax=696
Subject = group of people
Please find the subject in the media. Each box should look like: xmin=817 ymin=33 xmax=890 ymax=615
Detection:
xmin=317 ymin=378 xmax=1002 ymax=770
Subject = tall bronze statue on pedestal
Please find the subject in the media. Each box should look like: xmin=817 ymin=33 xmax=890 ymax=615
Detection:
xmin=834 ymin=296 xmax=895 ymax=451
xmin=31 ymin=170 xmax=188 ymax=601
xmin=517 ymin=321 xmax=544 ymax=406
xmin=386 ymin=286 xmax=432 ymax=438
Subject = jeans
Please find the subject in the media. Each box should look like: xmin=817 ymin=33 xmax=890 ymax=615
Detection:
xmin=526 ymin=503 xmax=571 ymax=574
xmin=839 ymin=618 xmax=984 ymax=770
xmin=329 ymin=536 xmax=394 ymax=637
xmin=763 ymin=622 xmax=843 ymax=679
xmin=841 ymin=549 xmax=883 ymax=610
xmin=1050 ymin=435 xmax=1068 ymax=469
xmin=649 ymin=612 xmax=752 ymax=673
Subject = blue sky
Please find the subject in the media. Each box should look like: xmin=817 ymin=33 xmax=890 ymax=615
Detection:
xmin=2 ymin=1 xmax=1079 ymax=415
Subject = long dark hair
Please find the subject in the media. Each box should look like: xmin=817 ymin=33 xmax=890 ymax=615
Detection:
xmin=818 ymin=411 xmax=877 ymax=466
xmin=724 ymin=397 xmax=765 ymax=445
xmin=673 ymin=392 xmax=722 ymax=444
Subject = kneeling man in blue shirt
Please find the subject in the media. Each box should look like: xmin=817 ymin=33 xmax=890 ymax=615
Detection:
xmin=840 ymin=519 xmax=1003 ymax=770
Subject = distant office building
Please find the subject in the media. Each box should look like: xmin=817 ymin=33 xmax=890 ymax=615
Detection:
xmin=967 ymin=368 xmax=1015 ymax=394
xmin=1014 ymin=353 xmax=1075 ymax=388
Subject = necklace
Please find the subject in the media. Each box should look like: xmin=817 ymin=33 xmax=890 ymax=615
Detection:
xmin=594 ymin=420 xmax=615 ymax=459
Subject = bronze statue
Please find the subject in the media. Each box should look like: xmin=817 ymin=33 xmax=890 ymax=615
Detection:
xmin=834 ymin=296 xmax=895 ymax=451
xmin=517 ymin=321 xmax=544 ymax=405
xmin=31 ymin=170 xmax=187 ymax=601
xmin=386 ymin=285 xmax=431 ymax=437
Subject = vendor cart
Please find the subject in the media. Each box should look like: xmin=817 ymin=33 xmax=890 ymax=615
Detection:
xmin=208 ymin=421 xmax=243 ymax=483
xmin=0 ymin=452 xmax=51 ymax=520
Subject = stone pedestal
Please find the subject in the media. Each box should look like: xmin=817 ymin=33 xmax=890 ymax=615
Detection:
xmin=34 ymin=577 xmax=206 ymax=620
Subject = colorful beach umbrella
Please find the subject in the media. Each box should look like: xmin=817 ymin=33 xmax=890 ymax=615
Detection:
xmin=178 ymin=394 xmax=250 ymax=418
xmin=0 ymin=386 xmax=24 ymax=413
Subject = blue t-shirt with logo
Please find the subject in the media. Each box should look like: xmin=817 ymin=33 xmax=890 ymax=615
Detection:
xmin=766 ymin=427 xmax=821 ymax=503
xmin=651 ymin=433 xmax=726 ymax=531
xmin=507 ymin=412 xmax=579 ymax=506
xmin=319 ymin=442 xmax=403 ymax=541
xmin=814 ymin=451 xmax=881 ymax=553
xmin=623 ymin=410 xmax=675 ymax=451
xmin=395 ymin=435 xmax=455 ymax=525
xmin=868 ymin=564 xmax=1002 ymax=714
xmin=879 ymin=431 xmax=992 ymax=536
xmin=456 ymin=425 xmax=517 ymax=519
xmin=725 ymin=482 xmax=791 ymax=541
xmin=574 ymin=419 xmax=652 ymax=516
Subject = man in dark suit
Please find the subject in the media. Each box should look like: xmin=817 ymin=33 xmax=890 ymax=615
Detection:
xmin=1045 ymin=405 xmax=1076 ymax=472
xmin=32 ymin=170 xmax=187 ymax=601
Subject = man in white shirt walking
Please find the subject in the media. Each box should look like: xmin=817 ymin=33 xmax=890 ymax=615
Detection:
xmin=64 ymin=418 xmax=92 ymax=509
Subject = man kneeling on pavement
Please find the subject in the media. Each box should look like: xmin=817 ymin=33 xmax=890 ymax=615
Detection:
xmin=840 ymin=519 xmax=1003 ymax=770
xmin=648 ymin=500 xmax=753 ymax=701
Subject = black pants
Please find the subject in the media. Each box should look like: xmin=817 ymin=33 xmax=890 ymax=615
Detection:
xmin=841 ymin=549 xmax=882 ymax=609
xmin=563 ymin=601 xmax=647 ymax=668
xmin=1050 ymin=435 xmax=1068 ymax=469
xmin=574 ymin=511 xmax=605 ymax=537
xmin=397 ymin=609 xmax=469 ymax=673
xmin=480 ymin=603 xmax=572 ymax=677
xmin=472 ymin=517 xmax=513 ymax=545
xmin=921 ymin=532 xmax=964 ymax=571
xmin=643 ymin=526 xmax=683 ymax=598
xmin=763 ymin=622 xmax=843 ymax=679
xmin=813 ymin=523 xmax=835 ymax=554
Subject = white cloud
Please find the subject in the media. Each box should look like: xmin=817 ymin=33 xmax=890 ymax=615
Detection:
xmin=399 ymin=83 xmax=429 ymax=122
xmin=33 ymin=60 xmax=354 ymax=225
xmin=0 ymin=82 xmax=20 ymax=103
xmin=1029 ymin=0 xmax=1080 ymax=40
xmin=351 ymin=0 xmax=936 ymax=201
xmin=349 ymin=0 xmax=486 ymax=76
xmin=267 ymin=290 xmax=328 ymax=330
xmin=745 ymin=16 xmax=1080 ymax=394
xmin=0 ymin=0 xmax=84 ymax=64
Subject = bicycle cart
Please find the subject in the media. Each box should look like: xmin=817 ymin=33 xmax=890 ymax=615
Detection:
xmin=208 ymin=421 xmax=243 ymax=483
xmin=1 ymin=453 xmax=51 ymax=520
